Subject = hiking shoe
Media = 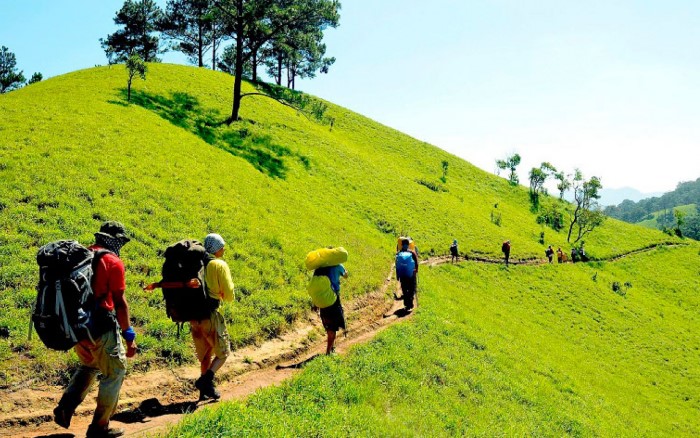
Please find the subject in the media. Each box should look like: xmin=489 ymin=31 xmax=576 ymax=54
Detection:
xmin=202 ymin=381 xmax=221 ymax=400
xmin=85 ymin=424 xmax=125 ymax=438
xmin=53 ymin=405 xmax=73 ymax=429
xmin=195 ymin=371 xmax=220 ymax=401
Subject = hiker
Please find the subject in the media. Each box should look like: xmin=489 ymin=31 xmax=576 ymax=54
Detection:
xmin=191 ymin=233 xmax=234 ymax=400
xmin=571 ymin=247 xmax=578 ymax=263
xmin=501 ymin=240 xmax=511 ymax=266
xmin=579 ymin=243 xmax=588 ymax=262
xmin=53 ymin=221 xmax=136 ymax=438
xmin=556 ymin=247 xmax=564 ymax=263
xmin=305 ymin=246 xmax=349 ymax=355
xmin=316 ymin=263 xmax=348 ymax=355
xmin=450 ymin=239 xmax=459 ymax=263
xmin=545 ymin=245 xmax=554 ymax=263
xmin=396 ymin=239 xmax=419 ymax=312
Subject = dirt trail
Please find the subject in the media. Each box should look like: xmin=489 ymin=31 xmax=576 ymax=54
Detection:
xmin=1 ymin=244 xmax=681 ymax=437
xmin=1 ymin=265 xmax=412 ymax=438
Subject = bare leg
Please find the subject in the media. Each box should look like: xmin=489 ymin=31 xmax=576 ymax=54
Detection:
xmin=326 ymin=330 xmax=336 ymax=354
xmin=209 ymin=355 xmax=227 ymax=374
xmin=200 ymin=355 xmax=212 ymax=375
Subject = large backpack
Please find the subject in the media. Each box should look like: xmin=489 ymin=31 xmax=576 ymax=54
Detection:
xmin=33 ymin=240 xmax=111 ymax=351
xmin=395 ymin=251 xmax=416 ymax=278
xmin=161 ymin=240 xmax=214 ymax=323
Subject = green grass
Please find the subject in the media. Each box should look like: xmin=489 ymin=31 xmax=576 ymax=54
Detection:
xmin=170 ymin=245 xmax=700 ymax=436
xmin=0 ymin=63 xmax=682 ymax=389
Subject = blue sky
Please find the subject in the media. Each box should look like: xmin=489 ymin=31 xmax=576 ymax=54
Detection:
xmin=2 ymin=0 xmax=699 ymax=193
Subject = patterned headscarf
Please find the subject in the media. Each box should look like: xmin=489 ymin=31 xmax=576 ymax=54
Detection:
xmin=204 ymin=233 xmax=226 ymax=255
xmin=94 ymin=221 xmax=130 ymax=256
xmin=95 ymin=233 xmax=129 ymax=256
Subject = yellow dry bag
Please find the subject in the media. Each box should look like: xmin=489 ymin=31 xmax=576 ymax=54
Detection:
xmin=305 ymin=247 xmax=348 ymax=271
xmin=307 ymin=275 xmax=337 ymax=308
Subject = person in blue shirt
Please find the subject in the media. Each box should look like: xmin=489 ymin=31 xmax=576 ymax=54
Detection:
xmin=396 ymin=239 xmax=419 ymax=312
xmin=313 ymin=264 xmax=348 ymax=354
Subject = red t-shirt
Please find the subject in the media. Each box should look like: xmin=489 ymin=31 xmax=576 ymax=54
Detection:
xmin=89 ymin=245 xmax=126 ymax=312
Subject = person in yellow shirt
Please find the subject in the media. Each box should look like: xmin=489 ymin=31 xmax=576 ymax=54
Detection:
xmin=191 ymin=233 xmax=234 ymax=401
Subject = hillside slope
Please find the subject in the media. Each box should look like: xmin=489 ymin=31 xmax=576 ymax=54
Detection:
xmin=171 ymin=245 xmax=700 ymax=436
xmin=0 ymin=64 xmax=678 ymax=385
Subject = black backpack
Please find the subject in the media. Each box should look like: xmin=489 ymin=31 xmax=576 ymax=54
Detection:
xmin=33 ymin=240 xmax=111 ymax=351
xmin=161 ymin=239 xmax=215 ymax=323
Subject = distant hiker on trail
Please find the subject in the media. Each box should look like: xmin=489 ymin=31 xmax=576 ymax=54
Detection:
xmin=396 ymin=239 xmax=419 ymax=312
xmin=545 ymin=245 xmax=554 ymax=263
xmin=306 ymin=247 xmax=349 ymax=355
xmin=191 ymin=233 xmax=234 ymax=400
xmin=556 ymin=247 xmax=565 ymax=263
xmin=571 ymin=247 xmax=578 ymax=263
xmin=450 ymin=239 xmax=459 ymax=263
xmin=579 ymin=243 xmax=588 ymax=262
xmin=53 ymin=221 xmax=136 ymax=438
xmin=501 ymin=240 xmax=511 ymax=266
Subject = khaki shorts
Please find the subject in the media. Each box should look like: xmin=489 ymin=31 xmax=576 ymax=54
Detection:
xmin=190 ymin=310 xmax=231 ymax=362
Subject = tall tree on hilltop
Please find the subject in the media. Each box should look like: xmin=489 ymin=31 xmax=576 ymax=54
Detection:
xmin=554 ymin=170 xmax=571 ymax=200
xmin=567 ymin=169 xmax=606 ymax=243
xmin=264 ymin=25 xmax=335 ymax=89
xmin=101 ymin=0 xmax=164 ymax=63
xmin=213 ymin=0 xmax=340 ymax=123
xmin=528 ymin=162 xmax=556 ymax=209
xmin=496 ymin=153 xmax=521 ymax=186
xmin=0 ymin=46 xmax=26 ymax=93
xmin=284 ymin=28 xmax=335 ymax=89
xmin=159 ymin=0 xmax=228 ymax=68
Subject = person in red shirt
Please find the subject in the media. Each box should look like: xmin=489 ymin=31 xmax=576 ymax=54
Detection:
xmin=53 ymin=221 xmax=136 ymax=438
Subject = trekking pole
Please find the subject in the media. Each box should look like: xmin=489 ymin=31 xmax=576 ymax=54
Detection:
xmin=27 ymin=306 xmax=34 ymax=341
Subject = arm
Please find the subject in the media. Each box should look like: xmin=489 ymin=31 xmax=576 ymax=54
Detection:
xmin=209 ymin=260 xmax=235 ymax=302
xmin=113 ymin=289 xmax=136 ymax=358
xmin=143 ymin=279 xmax=200 ymax=291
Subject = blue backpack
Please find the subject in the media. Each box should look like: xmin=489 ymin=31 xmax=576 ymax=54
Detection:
xmin=395 ymin=251 xmax=416 ymax=278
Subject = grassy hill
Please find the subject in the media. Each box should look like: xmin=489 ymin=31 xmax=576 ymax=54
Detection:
xmin=170 ymin=245 xmax=700 ymax=436
xmin=1 ymin=64 xmax=694 ymax=431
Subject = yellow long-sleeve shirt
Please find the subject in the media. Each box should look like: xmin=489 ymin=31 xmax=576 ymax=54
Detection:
xmin=205 ymin=258 xmax=234 ymax=302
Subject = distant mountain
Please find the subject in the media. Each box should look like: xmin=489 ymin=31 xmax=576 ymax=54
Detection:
xmin=598 ymin=187 xmax=663 ymax=207
xmin=604 ymin=178 xmax=700 ymax=240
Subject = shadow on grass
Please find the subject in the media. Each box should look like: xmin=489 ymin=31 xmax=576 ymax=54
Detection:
xmin=112 ymin=89 xmax=310 ymax=179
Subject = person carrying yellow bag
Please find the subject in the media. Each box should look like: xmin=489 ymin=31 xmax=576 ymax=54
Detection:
xmin=306 ymin=247 xmax=348 ymax=354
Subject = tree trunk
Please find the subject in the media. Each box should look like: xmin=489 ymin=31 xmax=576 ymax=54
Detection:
xmin=229 ymin=0 xmax=244 ymax=123
xmin=198 ymin=20 xmax=204 ymax=67
xmin=276 ymin=55 xmax=282 ymax=85
xmin=212 ymin=36 xmax=217 ymax=70
xmin=252 ymin=50 xmax=258 ymax=82
xmin=211 ymin=22 xmax=217 ymax=70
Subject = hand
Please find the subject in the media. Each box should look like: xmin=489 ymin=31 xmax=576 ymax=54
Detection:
xmin=143 ymin=282 xmax=158 ymax=291
xmin=125 ymin=340 xmax=137 ymax=358
xmin=186 ymin=278 xmax=201 ymax=288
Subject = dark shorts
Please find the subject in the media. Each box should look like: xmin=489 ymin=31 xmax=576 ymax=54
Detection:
xmin=320 ymin=297 xmax=345 ymax=332
xmin=399 ymin=275 xmax=417 ymax=310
